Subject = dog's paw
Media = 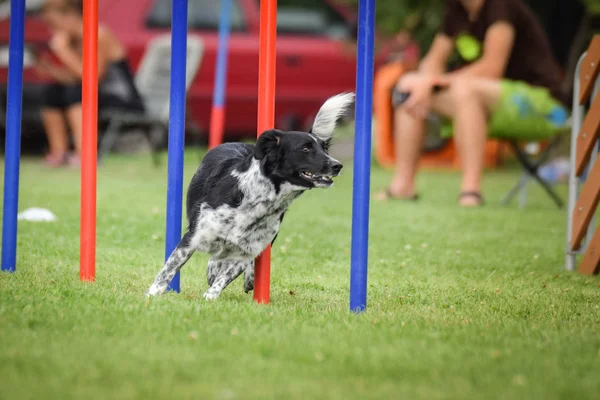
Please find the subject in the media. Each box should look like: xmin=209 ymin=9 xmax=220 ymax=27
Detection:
xmin=244 ymin=281 xmax=254 ymax=293
xmin=146 ymin=284 xmax=164 ymax=297
xmin=202 ymin=290 xmax=220 ymax=300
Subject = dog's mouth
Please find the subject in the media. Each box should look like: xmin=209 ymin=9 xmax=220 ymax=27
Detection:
xmin=299 ymin=171 xmax=335 ymax=186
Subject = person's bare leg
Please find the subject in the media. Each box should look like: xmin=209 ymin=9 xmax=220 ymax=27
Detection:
xmin=376 ymin=73 xmax=428 ymax=200
xmin=41 ymin=108 xmax=69 ymax=163
xmin=442 ymin=79 xmax=501 ymax=206
xmin=386 ymin=107 xmax=425 ymax=197
xmin=377 ymin=76 xmax=456 ymax=200
xmin=377 ymin=75 xmax=501 ymax=205
xmin=66 ymin=104 xmax=83 ymax=163
xmin=453 ymin=90 xmax=487 ymax=206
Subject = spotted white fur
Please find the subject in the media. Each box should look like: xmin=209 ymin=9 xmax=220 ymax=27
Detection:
xmin=189 ymin=160 xmax=302 ymax=260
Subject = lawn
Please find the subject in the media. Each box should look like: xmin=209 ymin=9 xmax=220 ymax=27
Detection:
xmin=1 ymin=148 xmax=599 ymax=400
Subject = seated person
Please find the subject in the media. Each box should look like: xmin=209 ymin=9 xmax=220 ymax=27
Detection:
xmin=35 ymin=0 xmax=145 ymax=167
xmin=376 ymin=0 xmax=569 ymax=207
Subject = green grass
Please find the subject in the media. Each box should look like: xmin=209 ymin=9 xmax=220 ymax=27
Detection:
xmin=1 ymin=148 xmax=599 ymax=400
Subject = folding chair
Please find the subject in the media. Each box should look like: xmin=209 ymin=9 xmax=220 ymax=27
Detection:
xmin=98 ymin=34 xmax=205 ymax=165
xmin=499 ymin=135 xmax=568 ymax=208
xmin=392 ymin=87 xmax=570 ymax=208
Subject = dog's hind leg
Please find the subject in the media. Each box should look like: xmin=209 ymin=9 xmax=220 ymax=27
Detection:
xmin=243 ymin=260 xmax=255 ymax=293
xmin=203 ymin=259 xmax=250 ymax=300
xmin=207 ymin=258 xmax=222 ymax=287
xmin=146 ymin=232 xmax=195 ymax=296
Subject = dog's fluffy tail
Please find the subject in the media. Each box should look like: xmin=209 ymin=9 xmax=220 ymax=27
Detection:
xmin=310 ymin=92 xmax=355 ymax=141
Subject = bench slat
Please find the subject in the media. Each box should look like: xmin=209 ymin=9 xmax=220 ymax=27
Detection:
xmin=571 ymin=159 xmax=600 ymax=250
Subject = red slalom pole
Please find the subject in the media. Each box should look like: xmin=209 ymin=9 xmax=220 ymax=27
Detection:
xmin=254 ymin=0 xmax=277 ymax=304
xmin=80 ymin=0 xmax=98 ymax=281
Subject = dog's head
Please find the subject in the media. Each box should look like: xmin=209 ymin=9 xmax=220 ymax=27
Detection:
xmin=254 ymin=92 xmax=355 ymax=189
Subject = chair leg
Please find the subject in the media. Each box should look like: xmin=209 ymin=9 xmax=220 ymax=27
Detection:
xmin=506 ymin=141 xmax=564 ymax=209
xmin=501 ymin=173 xmax=529 ymax=206
xmin=519 ymin=174 xmax=529 ymax=209
xmin=143 ymin=122 xmax=161 ymax=167
xmin=529 ymin=169 xmax=565 ymax=208
xmin=98 ymin=118 xmax=122 ymax=163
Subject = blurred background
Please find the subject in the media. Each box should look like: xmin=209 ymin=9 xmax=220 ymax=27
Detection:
xmin=0 ymin=0 xmax=597 ymax=163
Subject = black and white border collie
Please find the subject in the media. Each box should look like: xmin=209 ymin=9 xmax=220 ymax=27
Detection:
xmin=147 ymin=92 xmax=355 ymax=300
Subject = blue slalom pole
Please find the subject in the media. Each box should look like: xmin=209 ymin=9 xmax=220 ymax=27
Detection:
xmin=349 ymin=0 xmax=375 ymax=312
xmin=214 ymin=0 xmax=232 ymax=108
xmin=208 ymin=0 xmax=232 ymax=149
xmin=165 ymin=0 xmax=188 ymax=292
xmin=1 ymin=0 xmax=26 ymax=273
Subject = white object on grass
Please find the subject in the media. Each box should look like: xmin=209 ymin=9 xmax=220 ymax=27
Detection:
xmin=17 ymin=208 xmax=57 ymax=222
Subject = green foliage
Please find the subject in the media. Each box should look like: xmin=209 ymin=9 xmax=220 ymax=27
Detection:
xmin=342 ymin=0 xmax=446 ymax=51
xmin=341 ymin=0 xmax=598 ymax=52
xmin=583 ymin=0 xmax=600 ymax=14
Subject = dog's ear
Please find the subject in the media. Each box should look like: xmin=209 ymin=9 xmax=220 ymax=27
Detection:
xmin=310 ymin=92 xmax=355 ymax=141
xmin=254 ymin=129 xmax=282 ymax=160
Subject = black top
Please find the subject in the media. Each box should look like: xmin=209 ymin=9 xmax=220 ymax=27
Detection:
xmin=442 ymin=0 xmax=568 ymax=105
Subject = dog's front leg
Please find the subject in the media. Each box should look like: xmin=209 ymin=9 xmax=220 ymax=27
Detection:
xmin=146 ymin=232 xmax=195 ymax=296
xmin=207 ymin=258 xmax=222 ymax=287
xmin=203 ymin=259 xmax=250 ymax=300
xmin=243 ymin=260 xmax=255 ymax=293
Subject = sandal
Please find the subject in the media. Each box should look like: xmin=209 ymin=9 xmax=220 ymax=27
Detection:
xmin=375 ymin=188 xmax=420 ymax=202
xmin=67 ymin=153 xmax=81 ymax=168
xmin=43 ymin=153 xmax=68 ymax=168
xmin=458 ymin=191 xmax=485 ymax=207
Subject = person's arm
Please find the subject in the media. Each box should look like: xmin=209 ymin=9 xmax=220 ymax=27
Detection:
xmin=398 ymin=33 xmax=453 ymax=118
xmin=49 ymin=29 xmax=112 ymax=79
xmin=48 ymin=31 xmax=82 ymax=76
xmin=34 ymin=56 xmax=77 ymax=83
xmin=49 ymin=66 xmax=78 ymax=83
xmin=418 ymin=33 xmax=454 ymax=76
xmin=445 ymin=21 xmax=515 ymax=80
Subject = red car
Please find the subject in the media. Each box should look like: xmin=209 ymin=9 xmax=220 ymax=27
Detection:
xmin=0 ymin=0 xmax=391 ymax=144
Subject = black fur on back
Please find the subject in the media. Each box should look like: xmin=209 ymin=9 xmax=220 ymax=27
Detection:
xmin=186 ymin=142 xmax=253 ymax=231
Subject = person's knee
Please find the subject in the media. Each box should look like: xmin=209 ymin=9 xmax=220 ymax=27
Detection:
xmin=432 ymin=79 xmax=484 ymax=117
xmin=391 ymin=72 xmax=427 ymax=108
xmin=395 ymin=71 xmax=428 ymax=91
xmin=447 ymin=79 xmax=478 ymax=103
xmin=41 ymin=106 xmax=68 ymax=125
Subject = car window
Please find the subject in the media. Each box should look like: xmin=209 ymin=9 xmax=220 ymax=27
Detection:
xmin=146 ymin=0 xmax=246 ymax=32
xmin=0 ymin=0 xmax=46 ymax=19
xmin=255 ymin=0 xmax=351 ymax=39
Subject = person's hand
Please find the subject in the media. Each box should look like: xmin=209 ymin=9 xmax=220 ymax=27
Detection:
xmin=49 ymin=31 xmax=71 ymax=56
xmin=33 ymin=55 xmax=75 ymax=83
xmin=398 ymin=76 xmax=436 ymax=120
xmin=33 ymin=56 xmax=53 ymax=78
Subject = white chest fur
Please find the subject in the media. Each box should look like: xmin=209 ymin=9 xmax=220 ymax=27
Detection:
xmin=189 ymin=159 xmax=302 ymax=260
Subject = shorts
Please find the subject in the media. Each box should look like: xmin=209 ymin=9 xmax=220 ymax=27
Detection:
xmin=439 ymin=79 xmax=570 ymax=141
xmin=42 ymin=82 xmax=82 ymax=109
xmin=41 ymin=82 xmax=145 ymax=113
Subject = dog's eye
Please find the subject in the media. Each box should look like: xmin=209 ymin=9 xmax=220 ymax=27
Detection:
xmin=302 ymin=146 xmax=311 ymax=153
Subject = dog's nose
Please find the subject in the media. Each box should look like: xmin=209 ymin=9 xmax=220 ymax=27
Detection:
xmin=330 ymin=161 xmax=343 ymax=174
